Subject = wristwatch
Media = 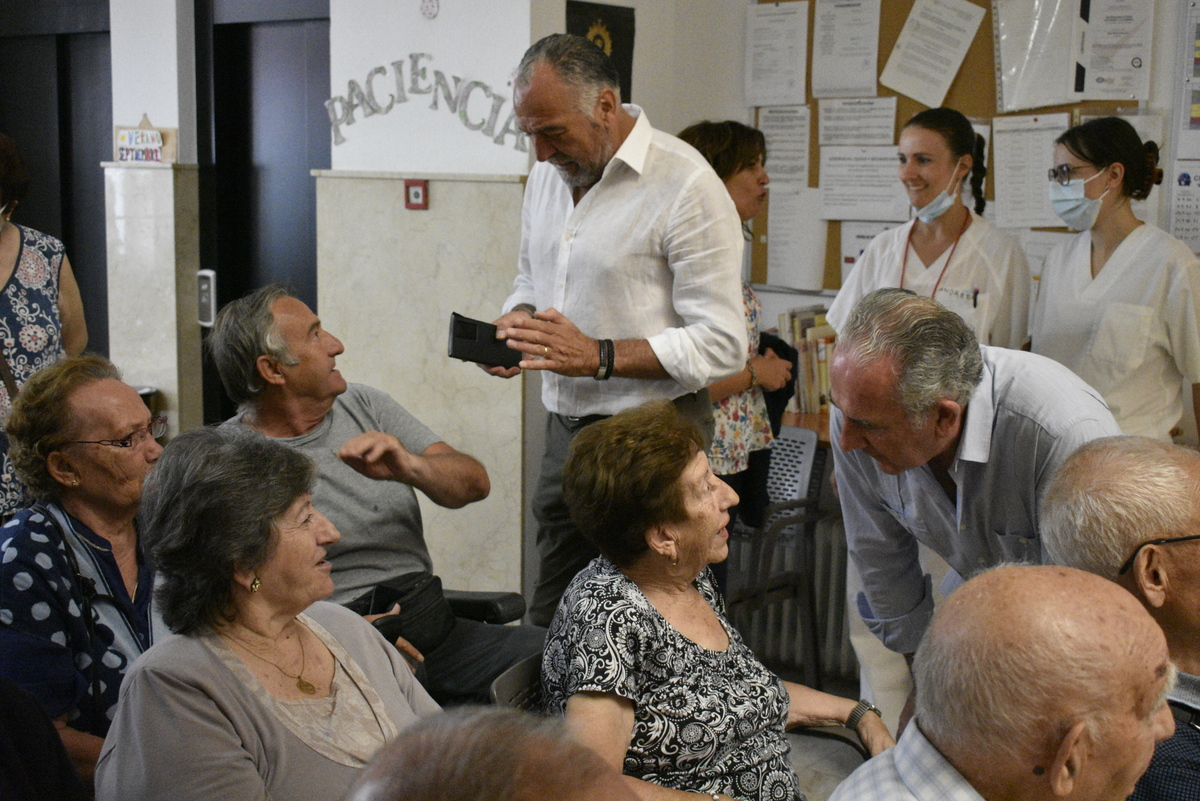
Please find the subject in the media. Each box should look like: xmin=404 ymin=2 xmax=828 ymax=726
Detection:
xmin=846 ymin=699 xmax=882 ymax=731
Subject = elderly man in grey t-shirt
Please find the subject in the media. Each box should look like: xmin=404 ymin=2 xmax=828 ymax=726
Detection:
xmin=209 ymin=285 xmax=544 ymax=703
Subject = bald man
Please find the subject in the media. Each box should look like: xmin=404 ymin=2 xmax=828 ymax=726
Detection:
xmin=830 ymin=565 xmax=1175 ymax=801
xmin=342 ymin=706 xmax=638 ymax=801
xmin=1042 ymin=436 xmax=1200 ymax=801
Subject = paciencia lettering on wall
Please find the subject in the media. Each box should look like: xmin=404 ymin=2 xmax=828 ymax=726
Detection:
xmin=325 ymin=52 xmax=527 ymax=151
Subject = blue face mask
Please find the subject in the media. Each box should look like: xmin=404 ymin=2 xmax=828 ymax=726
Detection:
xmin=914 ymin=158 xmax=966 ymax=224
xmin=1048 ymin=169 xmax=1109 ymax=231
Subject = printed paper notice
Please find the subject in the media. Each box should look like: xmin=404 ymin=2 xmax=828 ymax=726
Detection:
xmin=841 ymin=221 xmax=899 ymax=283
xmin=746 ymin=2 xmax=808 ymax=107
xmin=818 ymin=98 xmax=896 ymax=146
xmin=811 ymin=0 xmax=880 ymax=98
xmin=991 ymin=114 xmax=1069 ymax=229
xmin=879 ymin=0 xmax=985 ymax=109
xmin=1171 ymin=161 xmax=1200 ymax=256
xmin=1076 ymin=0 xmax=1152 ymax=102
xmin=759 ymin=106 xmax=811 ymax=186
xmin=819 ymin=146 xmax=910 ymax=222
xmin=767 ymin=187 xmax=827 ymax=290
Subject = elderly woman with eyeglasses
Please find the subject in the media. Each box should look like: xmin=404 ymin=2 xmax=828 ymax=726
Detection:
xmin=0 ymin=355 xmax=165 ymax=788
xmin=95 ymin=426 xmax=440 ymax=801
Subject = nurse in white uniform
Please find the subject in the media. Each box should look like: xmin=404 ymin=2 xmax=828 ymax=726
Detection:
xmin=827 ymin=107 xmax=1031 ymax=349
xmin=1031 ymin=116 xmax=1200 ymax=442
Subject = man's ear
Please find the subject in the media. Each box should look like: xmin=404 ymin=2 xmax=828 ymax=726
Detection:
xmin=256 ymin=354 xmax=286 ymax=387
xmin=593 ymin=85 xmax=619 ymax=123
xmin=1047 ymin=718 xmax=1089 ymax=797
xmin=1132 ymin=545 xmax=1169 ymax=609
xmin=932 ymin=399 xmax=964 ymax=440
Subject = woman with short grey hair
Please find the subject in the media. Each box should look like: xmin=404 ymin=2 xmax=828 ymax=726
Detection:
xmin=94 ymin=426 xmax=440 ymax=801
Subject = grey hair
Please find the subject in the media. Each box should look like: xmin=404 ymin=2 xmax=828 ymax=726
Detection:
xmin=344 ymin=706 xmax=617 ymax=801
xmin=914 ymin=565 xmax=1137 ymax=765
xmin=207 ymin=283 xmax=299 ymax=408
xmin=1041 ymin=436 xmax=1200 ymax=580
xmin=837 ymin=288 xmax=983 ymax=423
xmin=515 ymin=33 xmax=621 ymax=112
xmin=138 ymin=425 xmax=315 ymax=634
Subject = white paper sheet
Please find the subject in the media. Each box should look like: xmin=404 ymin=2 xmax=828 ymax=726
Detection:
xmin=819 ymin=145 xmax=910 ymax=221
xmin=1012 ymin=229 xmax=1075 ymax=306
xmin=767 ymin=186 xmax=828 ymax=290
xmin=760 ymin=106 xmax=811 ymax=186
xmin=993 ymin=0 xmax=1076 ymax=112
xmin=745 ymin=2 xmax=809 ymax=107
xmin=1170 ymin=161 xmax=1200 ymax=256
xmin=879 ymin=0 xmax=985 ymax=109
xmin=811 ymin=0 xmax=881 ymax=98
xmin=991 ymin=113 xmax=1070 ymax=229
xmin=1075 ymin=0 xmax=1152 ymax=102
xmin=818 ymin=98 xmax=896 ymax=146
xmin=840 ymin=221 xmax=899 ymax=283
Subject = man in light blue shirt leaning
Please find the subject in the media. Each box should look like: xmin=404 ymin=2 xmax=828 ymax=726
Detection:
xmin=831 ymin=289 xmax=1120 ymax=657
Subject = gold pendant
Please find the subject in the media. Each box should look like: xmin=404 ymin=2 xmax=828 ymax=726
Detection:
xmin=296 ymin=677 xmax=316 ymax=694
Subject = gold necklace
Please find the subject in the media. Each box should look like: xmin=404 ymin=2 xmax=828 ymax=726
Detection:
xmin=225 ymin=629 xmax=316 ymax=695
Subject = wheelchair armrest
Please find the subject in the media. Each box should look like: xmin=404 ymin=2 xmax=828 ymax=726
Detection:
xmin=444 ymin=589 xmax=526 ymax=624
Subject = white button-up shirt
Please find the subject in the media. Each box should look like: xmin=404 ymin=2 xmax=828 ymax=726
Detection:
xmin=504 ymin=106 xmax=746 ymax=417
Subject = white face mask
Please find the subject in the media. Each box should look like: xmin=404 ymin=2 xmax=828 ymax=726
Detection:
xmin=914 ymin=158 xmax=966 ymax=224
xmin=1048 ymin=168 xmax=1109 ymax=231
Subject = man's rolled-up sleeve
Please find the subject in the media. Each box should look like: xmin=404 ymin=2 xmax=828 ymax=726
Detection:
xmin=646 ymin=172 xmax=747 ymax=391
xmin=832 ymin=408 xmax=934 ymax=654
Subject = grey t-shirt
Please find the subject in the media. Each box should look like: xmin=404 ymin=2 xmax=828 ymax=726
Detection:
xmin=229 ymin=384 xmax=441 ymax=604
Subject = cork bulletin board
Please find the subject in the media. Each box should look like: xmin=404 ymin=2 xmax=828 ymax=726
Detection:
xmin=749 ymin=0 xmax=1131 ymax=290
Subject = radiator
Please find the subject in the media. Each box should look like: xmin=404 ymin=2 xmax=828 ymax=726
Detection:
xmin=726 ymin=515 xmax=858 ymax=680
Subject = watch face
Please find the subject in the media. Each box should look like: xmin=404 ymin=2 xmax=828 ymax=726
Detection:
xmin=420 ymin=0 xmax=439 ymax=20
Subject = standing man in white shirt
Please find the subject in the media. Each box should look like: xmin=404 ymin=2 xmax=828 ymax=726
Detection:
xmin=481 ymin=34 xmax=746 ymax=626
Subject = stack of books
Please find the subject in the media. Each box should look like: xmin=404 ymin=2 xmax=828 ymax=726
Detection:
xmin=776 ymin=305 xmax=835 ymax=414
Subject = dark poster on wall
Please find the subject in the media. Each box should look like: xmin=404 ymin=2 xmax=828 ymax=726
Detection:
xmin=566 ymin=2 xmax=634 ymax=104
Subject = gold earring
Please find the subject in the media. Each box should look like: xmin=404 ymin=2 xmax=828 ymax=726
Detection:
xmin=71 ymin=478 xmax=79 ymax=487
xmin=250 ymin=577 xmax=261 ymax=593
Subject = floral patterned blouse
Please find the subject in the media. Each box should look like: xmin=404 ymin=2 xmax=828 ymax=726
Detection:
xmin=709 ymin=283 xmax=774 ymax=475
xmin=0 ymin=225 xmax=69 ymax=516
xmin=542 ymin=557 xmax=803 ymax=801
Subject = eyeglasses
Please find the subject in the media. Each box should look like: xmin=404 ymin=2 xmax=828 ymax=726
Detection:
xmin=1047 ymin=163 xmax=1101 ymax=186
xmin=1117 ymin=533 xmax=1200 ymax=575
xmin=72 ymin=416 xmax=167 ymax=449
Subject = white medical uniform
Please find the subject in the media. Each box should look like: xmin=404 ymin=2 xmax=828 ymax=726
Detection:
xmin=827 ymin=212 xmax=1032 ymax=349
xmin=1030 ymin=223 xmax=1200 ymax=442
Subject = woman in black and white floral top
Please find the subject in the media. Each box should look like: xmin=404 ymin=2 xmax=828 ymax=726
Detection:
xmin=542 ymin=401 xmax=894 ymax=801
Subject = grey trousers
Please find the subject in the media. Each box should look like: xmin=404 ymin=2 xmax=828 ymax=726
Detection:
xmin=526 ymin=390 xmax=714 ymax=627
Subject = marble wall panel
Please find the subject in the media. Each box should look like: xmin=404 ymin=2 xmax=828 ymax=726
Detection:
xmin=315 ymin=172 xmax=526 ymax=592
xmin=103 ymin=163 xmax=203 ymax=435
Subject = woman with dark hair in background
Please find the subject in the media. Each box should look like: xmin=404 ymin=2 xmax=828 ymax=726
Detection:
xmin=827 ymin=107 xmax=1031 ymax=349
xmin=677 ymin=121 xmax=792 ymax=591
xmin=0 ymin=134 xmax=89 ymax=516
xmin=1031 ymin=116 xmax=1200 ymax=442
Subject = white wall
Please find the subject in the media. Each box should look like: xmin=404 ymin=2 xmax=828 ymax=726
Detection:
xmin=109 ymin=0 xmax=197 ymax=163
xmin=532 ymin=0 xmax=751 ymax=136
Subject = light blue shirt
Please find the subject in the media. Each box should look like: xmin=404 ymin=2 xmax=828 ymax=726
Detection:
xmin=829 ymin=721 xmax=983 ymax=801
xmin=833 ymin=346 xmax=1120 ymax=653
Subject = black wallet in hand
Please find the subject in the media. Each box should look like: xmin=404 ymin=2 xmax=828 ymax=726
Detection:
xmin=448 ymin=312 xmax=522 ymax=368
